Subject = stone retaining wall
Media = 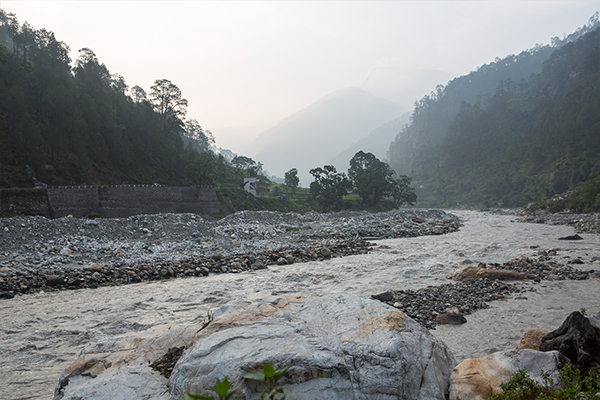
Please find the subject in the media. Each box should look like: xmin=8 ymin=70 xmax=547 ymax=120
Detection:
xmin=0 ymin=188 xmax=51 ymax=217
xmin=0 ymin=185 xmax=220 ymax=218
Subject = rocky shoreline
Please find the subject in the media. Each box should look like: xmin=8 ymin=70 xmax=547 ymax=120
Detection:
xmin=0 ymin=209 xmax=460 ymax=297
xmin=373 ymin=254 xmax=595 ymax=329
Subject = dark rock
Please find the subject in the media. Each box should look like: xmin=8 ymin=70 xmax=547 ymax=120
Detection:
xmin=46 ymin=275 xmax=64 ymax=286
xmin=558 ymin=234 xmax=583 ymax=240
xmin=0 ymin=291 xmax=15 ymax=299
xmin=540 ymin=311 xmax=600 ymax=373
xmin=371 ymin=290 xmax=394 ymax=302
xmin=435 ymin=312 xmax=467 ymax=325
xmin=150 ymin=346 xmax=185 ymax=379
xmin=320 ymin=247 xmax=332 ymax=259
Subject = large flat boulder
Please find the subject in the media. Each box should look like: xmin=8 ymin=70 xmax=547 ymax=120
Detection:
xmin=446 ymin=266 xmax=533 ymax=281
xmin=448 ymin=349 xmax=568 ymax=400
xmin=55 ymin=293 xmax=456 ymax=400
xmin=170 ymin=293 xmax=456 ymax=400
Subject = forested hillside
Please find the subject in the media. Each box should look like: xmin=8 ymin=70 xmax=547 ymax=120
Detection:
xmin=388 ymin=15 xmax=599 ymax=207
xmin=0 ymin=10 xmax=244 ymax=188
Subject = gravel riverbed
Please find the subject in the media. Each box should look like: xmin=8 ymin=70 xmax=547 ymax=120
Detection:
xmin=0 ymin=209 xmax=459 ymax=296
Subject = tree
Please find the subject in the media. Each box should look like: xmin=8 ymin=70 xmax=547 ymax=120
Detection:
xmin=183 ymin=119 xmax=214 ymax=153
xmin=349 ymin=151 xmax=416 ymax=207
xmin=73 ymin=47 xmax=110 ymax=89
xmin=391 ymin=174 xmax=417 ymax=207
xmin=284 ymin=168 xmax=299 ymax=192
xmin=149 ymin=79 xmax=188 ymax=137
xmin=231 ymin=155 xmax=256 ymax=169
xmin=247 ymin=162 xmax=263 ymax=177
xmin=110 ymin=73 xmax=128 ymax=94
xmin=130 ymin=85 xmax=147 ymax=103
xmin=309 ymin=165 xmax=351 ymax=212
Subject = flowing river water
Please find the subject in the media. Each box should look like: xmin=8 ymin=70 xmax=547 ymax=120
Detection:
xmin=1 ymin=210 xmax=599 ymax=400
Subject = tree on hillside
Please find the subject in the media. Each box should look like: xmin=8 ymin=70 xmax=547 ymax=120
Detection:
xmin=74 ymin=47 xmax=110 ymax=89
xmin=391 ymin=174 xmax=417 ymax=207
xmin=348 ymin=151 xmax=416 ymax=207
xmin=248 ymin=162 xmax=263 ymax=177
xmin=309 ymin=165 xmax=351 ymax=211
xmin=284 ymin=168 xmax=299 ymax=192
xmin=149 ymin=79 xmax=188 ymax=137
xmin=110 ymin=73 xmax=128 ymax=94
xmin=231 ymin=155 xmax=256 ymax=169
xmin=130 ymin=85 xmax=147 ymax=103
xmin=183 ymin=119 xmax=214 ymax=153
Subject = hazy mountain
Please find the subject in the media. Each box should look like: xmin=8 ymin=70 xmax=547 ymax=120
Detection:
xmin=360 ymin=67 xmax=455 ymax=109
xmin=249 ymin=87 xmax=404 ymax=183
xmin=327 ymin=112 xmax=411 ymax=173
xmin=388 ymin=21 xmax=600 ymax=208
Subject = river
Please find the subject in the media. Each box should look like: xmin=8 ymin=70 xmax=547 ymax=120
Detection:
xmin=1 ymin=210 xmax=599 ymax=400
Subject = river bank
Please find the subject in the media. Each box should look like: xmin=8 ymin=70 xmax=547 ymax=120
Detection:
xmin=0 ymin=209 xmax=459 ymax=296
xmin=0 ymin=210 xmax=599 ymax=399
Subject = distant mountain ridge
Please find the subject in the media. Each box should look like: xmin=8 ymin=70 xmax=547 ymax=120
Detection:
xmin=249 ymin=87 xmax=404 ymax=182
xmin=360 ymin=67 xmax=454 ymax=110
xmin=388 ymin=17 xmax=600 ymax=207
xmin=327 ymin=112 xmax=411 ymax=173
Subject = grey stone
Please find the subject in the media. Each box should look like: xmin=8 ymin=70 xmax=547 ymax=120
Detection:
xmin=372 ymin=290 xmax=394 ymax=302
xmin=55 ymin=294 xmax=456 ymax=400
xmin=170 ymin=293 xmax=456 ymax=400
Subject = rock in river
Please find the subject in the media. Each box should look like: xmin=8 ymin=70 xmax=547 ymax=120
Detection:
xmin=449 ymin=349 xmax=568 ymax=400
xmin=55 ymin=293 xmax=457 ymax=400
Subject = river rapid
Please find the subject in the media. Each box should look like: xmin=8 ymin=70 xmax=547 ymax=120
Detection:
xmin=1 ymin=210 xmax=599 ymax=400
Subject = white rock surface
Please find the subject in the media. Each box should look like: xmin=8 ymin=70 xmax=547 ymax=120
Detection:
xmin=54 ymin=324 xmax=199 ymax=400
xmin=55 ymin=293 xmax=456 ymax=400
xmin=170 ymin=293 xmax=456 ymax=400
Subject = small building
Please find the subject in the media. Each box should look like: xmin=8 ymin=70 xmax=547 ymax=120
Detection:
xmin=243 ymin=177 xmax=270 ymax=198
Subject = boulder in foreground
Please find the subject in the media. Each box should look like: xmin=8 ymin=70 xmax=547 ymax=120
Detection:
xmin=56 ymin=293 xmax=457 ymax=400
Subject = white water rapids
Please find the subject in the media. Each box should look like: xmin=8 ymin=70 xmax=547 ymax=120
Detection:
xmin=1 ymin=210 xmax=599 ymax=400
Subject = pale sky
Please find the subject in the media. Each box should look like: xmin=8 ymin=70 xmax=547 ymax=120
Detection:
xmin=1 ymin=1 xmax=598 ymax=154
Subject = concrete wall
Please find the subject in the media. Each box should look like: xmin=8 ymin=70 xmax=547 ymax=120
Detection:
xmin=1 ymin=185 xmax=220 ymax=218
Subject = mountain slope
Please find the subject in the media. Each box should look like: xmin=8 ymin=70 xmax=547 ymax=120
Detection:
xmin=327 ymin=112 xmax=411 ymax=172
xmin=389 ymin=21 xmax=599 ymax=207
xmin=360 ymin=67 xmax=454 ymax=110
xmin=249 ymin=87 xmax=403 ymax=182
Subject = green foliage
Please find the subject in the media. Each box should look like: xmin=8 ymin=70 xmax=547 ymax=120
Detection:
xmin=527 ymin=174 xmax=600 ymax=213
xmin=309 ymin=165 xmax=352 ymax=212
xmin=243 ymin=362 xmax=290 ymax=400
xmin=198 ymin=310 xmax=213 ymax=329
xmin=284 ymin=168 xmax=299 ymax=192
xmin=185 ymin=363 xmax=290 ymax=400
xmin=486 ymin=364 xmax=600 ymax=400
xmin=0 ymin=13 xmax=258 ymax=192
xmin=185 ymin=377 xmax=242 ymax=400
xmin=348 ymin=151 xmax=417 ymax=207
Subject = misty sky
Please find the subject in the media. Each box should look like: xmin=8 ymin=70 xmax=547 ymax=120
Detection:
xmin=2 ymin=1 xmax=598 ymax=154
